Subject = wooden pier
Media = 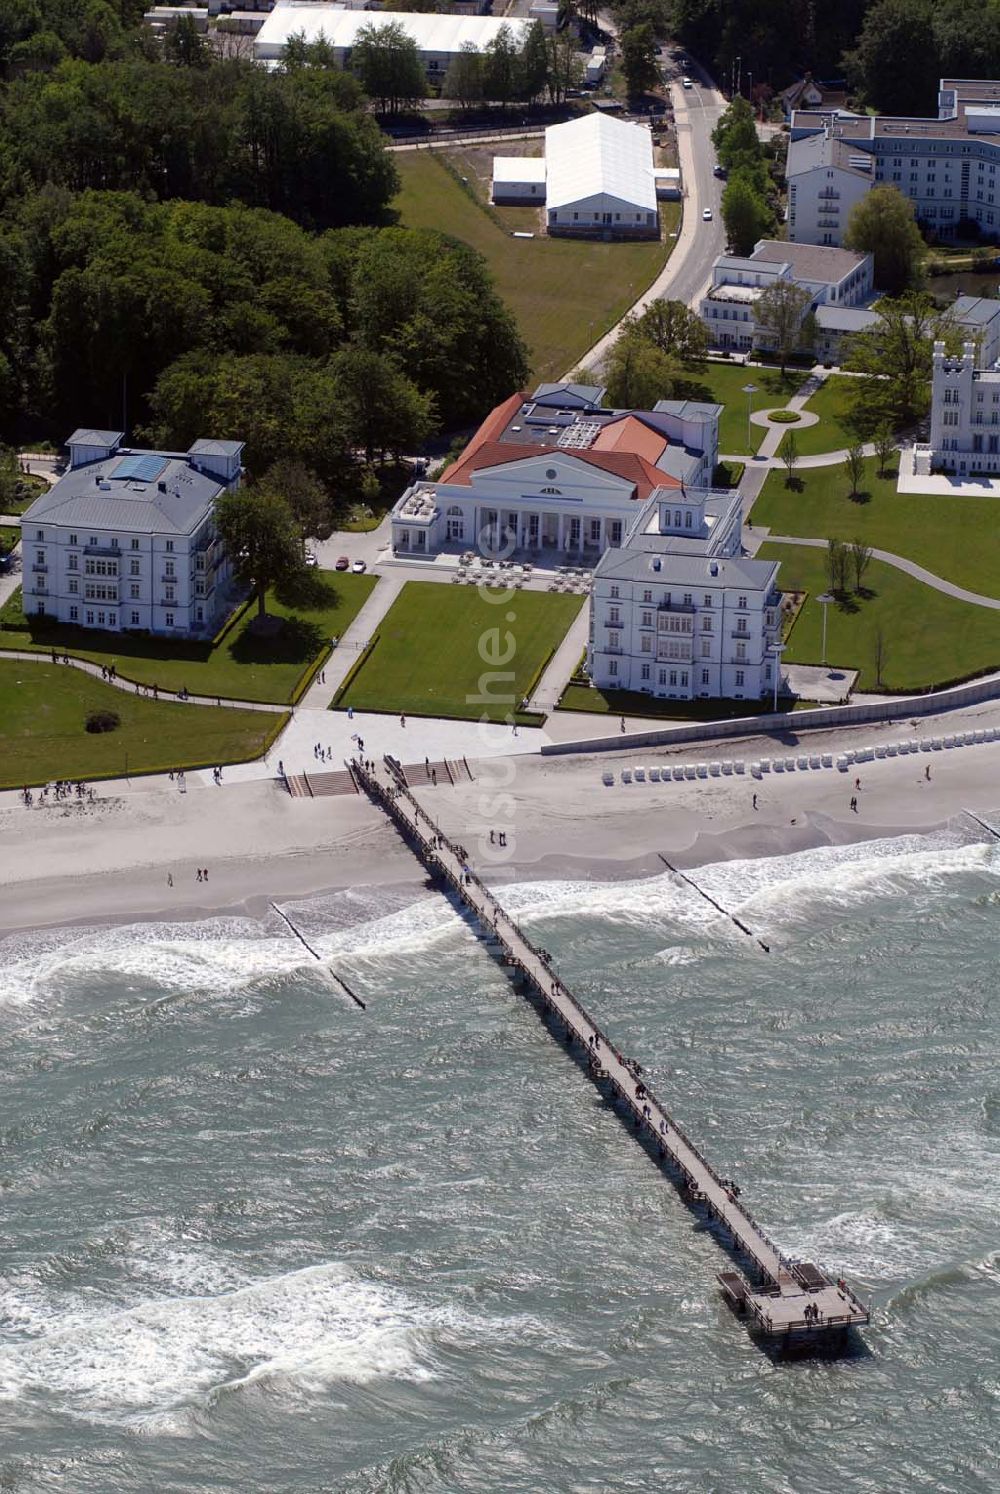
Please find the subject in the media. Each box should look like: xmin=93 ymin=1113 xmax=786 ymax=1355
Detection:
xmin=351 ymin=756 xmax=871 ymax=1345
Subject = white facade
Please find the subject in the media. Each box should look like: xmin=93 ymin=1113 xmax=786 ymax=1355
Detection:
xmin=588 ymin=491 xmax=784 ymax=703
xmin=391 ymin=384 xmax=721 ymax=559
xmin=921 ymin=339 xmax=1000 ymax=475
xmin=700 ymin=239 xmax=873 ymax=352
xmin=788 ymin=78 xmax=1000 ymax=245
xmin=20 ymin=432 xmax=243 ymax=637
xmin=254 ymin=3 xmax=530 ymax=85
xmin=491 ymin=155 xmax=546 ymax=204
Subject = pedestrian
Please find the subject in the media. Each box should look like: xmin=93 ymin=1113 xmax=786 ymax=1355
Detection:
xmin=278 ymin=759 xmax=284 ymax=776
xmin=752 ymin=792 xmax=758 ymax=810
xmin=203 ymin=867 xmax=209 ymax=882
xmin=431 ymin=768 xmax=437 ymax=785
xmin=925 ymin=764 xmax=931 ymax=781
xmin=490 ymin=829 xmax=495 ymax=844
xmin=347 ymin=706 xmax=354 ymax=720
xmin=197 ymin=868 xmax=203 ymax=882
xmin=400 ymin=714 xmax=406 ymax=727
xmin=620 ymin=715 xmax=626 ymax=733
xmin=167 ymin=872 xmax=173 ymax=887
xmin=855 ymin=777 xmax=861 ymax=791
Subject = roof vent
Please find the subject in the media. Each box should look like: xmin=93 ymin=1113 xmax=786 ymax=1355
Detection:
xmin=652 ymin=558 xmax=661 ymax=571
xmin=98 ymin=481 xmax=112 ymax=491
xmin=709 ymin=560 xmax=719 ymax=576
xmin=158 ymin=480 xmax=167 ymax=492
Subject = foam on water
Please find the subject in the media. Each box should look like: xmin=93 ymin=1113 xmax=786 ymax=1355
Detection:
xmin=0 ymin=1252 xmax=459 ymax=1427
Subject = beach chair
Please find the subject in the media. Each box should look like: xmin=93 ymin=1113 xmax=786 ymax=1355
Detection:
xmin=837 ymin=755 xmax=850 ymax=771
xmin=943 ymin=735 xmax=955 ymax=749
xmin=672 ymin=765 xmax=685 ymax=781
xmin=931 ymin=737 xmax=944 ymax=750
xmin=684 ymin=765 xmax=697 ymax=779
xmin=886 ymin=743 xmax=898 ymax=757
xmin=696 ymin=764 xmax=708 ymax=778
xmin=759 ymin=758 xmax=771 ymax=773
xmin=621 ymin=769 xmax=632 ymax=783
xmin=797 ymin=756 xmax=809 ymax=770
xmin=709 ymin=761 xmax=721 ymax=776
xmin=874 ymin=744 xmax=887 ymax=759
xmin=602 ymin=771 xmax=614 ymax=786
xmin=963 ymin=730 xmax=977 ymax=745
xmin=648 ymin=766 xmax=661 ymax=782
xmin=809 ymin=755 xmax=821 ymax=769
xmin=821 ymin=753 xmax=833 ymax=767
xmin=634 ymin=766 xmax=646 ymax=782
xmin=722 ymin=761 xmax=733 ymax=775
xmin=773 ymin=759 xmax=785 ymax=772
xmin=734 ymin=760 xmax=746 ymax=775
xmin=842 ymin=749 xmax=855 ymax=765
xmin=920 ymin=738 xmax=933 ymax=752
xmin=750 ymin=761 xmax=762 ymax=778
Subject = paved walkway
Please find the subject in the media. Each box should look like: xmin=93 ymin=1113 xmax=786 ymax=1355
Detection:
xmin=0 ymin=648 xmax=286 ymax=710
xmin=527 ymin=599 xmax=590 ymax=714
xmin=761 ymin=534 xmax=1000 ymax=609
xmin=298 ymin=574 xmax=404 ymax=710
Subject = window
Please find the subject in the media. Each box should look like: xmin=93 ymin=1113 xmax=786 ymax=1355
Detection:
xmin=131 ymin=538 xmax=140 ymax=550
xmin=68 ymin=554 xmax=78 ymax=571
xmin=130 ymin=559 xmax=140 ymax=575
xmin=641 ymin=611 xmax=652 ymax=627
xmin=641 ymin=635 xmax=652 ymax=653
xmin=69 ymin=606 xmax=78 ymax=622
xmin=736 ymin=641 xmax=747 ymax=661
xmin=703 ymin=595 xmax=712 ymax=607
xmin=609 ymin=606 xmax=620 ymax=624
xmin=608 ymin=659 xmax=617 ymax=677
xmin=658 ymin=669 xmax=667 ymax=685
xmin=165 ymin=540 xmax=174 ymax=553
xmin=68 ymin=579 xmax=78 ymax=594
xmin=701 ymin=669 xmax=709 ymax=684
xmin=35 ymin=530 xmax=44 ymax=541
xmin=165 ymin=561 xmax=175 ymax=578
xmin=685 ymin=511 xmax=692 ymax=529
xmin=165 ymin=612 xmax=174 ymax=627
xmin=35 ymin=550 xmax=45 ymax=565
xmin=683 ymin=594 xmax=692 ymax=606
xmin=69 ymin=534 xmax=77 ymax=546
xmin=641 ymin=663 xmax=651 ymax=681
xmin=86 ymin=611 xmax=94 ymax=625
xmin=608 ymin=631 xmax=620 ymax=649
xmin=735 ymin=670 xmax=745 ymax=686
xmin=738 ymin=595 xmax=747 ymax=608
xmin=701 ymin=640 xmax=711 ymax=658
xmin=669 ymin=670 xmax=677 ymax=686
xmin=642 ymin=589 xmax=652 ymax=603
xmin=702 ymin=616 xmax=712 ymax=632
xmin=89 ymin=537 xmax=97 ymax=546
xmin=165 ymin=586 xmax=175 ymax=601
xmin=130 ymin=584 xmax=140 ymax=599
xmin=609 ymin=585 xmax=619 ymax=599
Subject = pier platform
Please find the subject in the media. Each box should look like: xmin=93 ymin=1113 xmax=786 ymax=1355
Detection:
xmin=351 ymin=756 xmax=871 ymax=1345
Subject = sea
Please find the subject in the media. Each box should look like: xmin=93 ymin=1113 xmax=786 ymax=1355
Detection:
xmin=1 ymin=828 xmax=998 ymax=1494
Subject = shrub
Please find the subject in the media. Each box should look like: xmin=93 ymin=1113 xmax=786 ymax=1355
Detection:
xmin=85 ymin=709 xmax=121 ymax=734
xmin=767 ymin=410 xmax=801 ymax=424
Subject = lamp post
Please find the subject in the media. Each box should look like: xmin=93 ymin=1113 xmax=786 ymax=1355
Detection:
xmin=743 ymin=382 xmax=758 ymax=452
xmin=816 ymin=592 xmax=834 ymax=667
xmin=769 ymin=642 xmax=786 ymax=713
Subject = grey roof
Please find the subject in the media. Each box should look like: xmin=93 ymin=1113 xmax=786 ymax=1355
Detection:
xmin=750 ymin=239 xmax=869 ymax=283
xmin=952 ymin=295 xmax=1000 ymax=326
xmin=531 ymin=381 xmax=606 ymax=407
xmin=654 ymin=446 xmax=702 ymax=480
xmin=23 ymin=450 xmax=222 ymax=536
xmin=595 ymin=546 xmax=779 ymax=589
xmin=188 ymin=438 xmax=246 ymax=457
xmin=785 ymin=130 xmax=874 ymax=181
xmin=653 ymin=398 xmax=724 ymax=421
xmin=66 ymin=428 xmax=123 ymax=447
xmin=814 ymin=305 xmax=879 ymax=331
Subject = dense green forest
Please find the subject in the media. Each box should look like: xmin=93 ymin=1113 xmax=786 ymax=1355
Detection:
xmin=0 ymin=1 xmax=529 ymax=516
xmin=669 ymin=0 xmax=1000 ymax=117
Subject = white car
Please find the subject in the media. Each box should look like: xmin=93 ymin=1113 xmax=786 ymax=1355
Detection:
xmin=682 ymin=77 xmax=693 ymax=89
xmin=702 ymin=208 xmax=713 ymax=221
xmin=352 ymin=559 xmax=367 ymax=574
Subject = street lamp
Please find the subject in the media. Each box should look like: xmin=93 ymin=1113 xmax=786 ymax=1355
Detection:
xmin=769 ymin=642 xmax=786 ymax=713
xmin=816 ymin=592 xmax=834 ymax=667
xmin=743 ymin=382 xmax=758 ymax=452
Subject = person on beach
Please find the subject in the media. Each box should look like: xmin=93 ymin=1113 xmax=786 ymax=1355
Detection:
xmin=620 ymin=716 xmax=626 ymax=733
xmin=752 ymin=793 xmax=758 ymax=810
xmin=925 ymin=765 xmax=931 ymax=781
xmin=855 ymin=777 xmax=861 ymax=791
xmin=197 ymin=869 xmax=203 ymax=882
xmin=167 ymin=873 xmax=173 ymax=887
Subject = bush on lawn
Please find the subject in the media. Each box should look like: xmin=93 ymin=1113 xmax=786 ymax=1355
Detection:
xmin=768 ymin=410 xmax=801 ymax=424
xmin=85 ymin=709 xmax=120 ymax=734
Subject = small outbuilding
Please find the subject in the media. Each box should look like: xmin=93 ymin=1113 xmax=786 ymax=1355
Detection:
xmin=491 ymin=155 xmax=547 ymax=205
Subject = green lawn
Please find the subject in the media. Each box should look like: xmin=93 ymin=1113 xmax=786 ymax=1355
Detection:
xmin=759 ymin=542 xmax=1000 ymax=690
xmin=0 ymin=571 xmax=377 ymax=704
xmin=778 ymin=374 xmax=863 ymax=457
xmin=0 ymin=660 xmax=285 ymax=788
xmin=392 ymin=151 xmax=679 ymax=381
xmin=557 ymin=683 xmax=797 ymax=720
xmin=750 ymin=458 xmax=1000 ymax=596
xmin=338 ymin=581 xmax=584 ymax=722
xmin=696 ymin=363 xmax=809 ymax=455
xmin=0 ymin=472 xmax=47 ymax=515
xmin=1 ymin=525 xmax=17 ymax=555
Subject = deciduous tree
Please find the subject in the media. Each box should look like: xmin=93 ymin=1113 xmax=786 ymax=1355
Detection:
xmin=215 ymin=485 xmax=305 ymax=619
xmin=634 ymin=299 xmax=708 ymax=363
xmin=754 ymin=279 xmax=813 ymax=374
xmin=845 ymin=442 xmax=866 ymax=497
xmin=844 ymin=185 xmax=925 ymax=296
xmin=352 ymin=21 xmax=427 ymax=114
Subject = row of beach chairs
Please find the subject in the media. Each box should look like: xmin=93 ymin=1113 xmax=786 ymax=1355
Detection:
xmin=600 ymin=726 xmax=997 ymax=786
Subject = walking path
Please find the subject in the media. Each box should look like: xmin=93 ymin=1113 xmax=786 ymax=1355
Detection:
xmin=526 ymin=601 xmax=589 ymax=715
xmin=757 ymin=534 xmax=1000 ymax=609
xmin=0 ymin=648 xmax=287 ymax=711
xmin=298 ymin=575 xmax=404 ymax=710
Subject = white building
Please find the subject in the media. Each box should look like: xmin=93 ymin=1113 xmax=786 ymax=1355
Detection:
xmin=917 ymin=339 xmax=1000 ymax=476
xmin=391 ymin=381 xmax=720 ymax=558
xmin=254 ymin=3 xmax=530 ymax=86
xmin=588 ymin=489 xmax=784 ymax=704
xmin=492 ymin=113 xmax=660 ymax=238
xmin=20 ymin=431 xmax=243 ymax=636
xmin=787 ymin=78 xmax=1000 ymax=245
xmin=700 ymin=239 xmax=873 ymax=353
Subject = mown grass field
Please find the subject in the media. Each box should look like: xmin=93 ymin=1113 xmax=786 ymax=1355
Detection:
xmin=758 ymin=542 xmax=1000 ymax=690
xmin=750 ymin=458 xmax=1000 ymax=596
xmin=392 ymin=150 xmax=680 ymax=381
xmin=0 ymin=571 xmax=376 ymax=704
xmin=696 ymin=363 xmax=809 ymax=455
xmin=338 ymin=581 xmax=584 ymax=722
xmin=0 ymin=661 xmax=283 ymax=788
xmin=778 ymin=374 xmax=863 ymax=457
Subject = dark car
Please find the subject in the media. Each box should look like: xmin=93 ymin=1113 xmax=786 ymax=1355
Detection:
xmin=713 ymin=164 xmax=727 ymax=179
xmin=335 ymin=555 xmax=350 ymax=571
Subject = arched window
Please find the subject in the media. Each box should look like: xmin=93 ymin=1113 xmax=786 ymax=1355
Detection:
xmin=447 ymin=505 xmax=463 ymax=516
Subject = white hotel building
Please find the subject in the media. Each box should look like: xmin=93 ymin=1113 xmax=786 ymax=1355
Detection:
xmin=20 ymin=430 xmax=243 ymax=636
xmin=787 ymin=78 xmax=1000 ymax=245
xmin=589 ymin=487 xmax=783 ymax=704
xmin=700 ymin=238 xmax=873 ymax=353
xmin=917 ymin=339 xmax=1000 ymax=476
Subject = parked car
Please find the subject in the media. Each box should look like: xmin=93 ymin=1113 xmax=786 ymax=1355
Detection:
xmin=713 ymin=164 xmax=727 ymax=179
xmin=352 ymin=559 xmax=367 ymax=574
xmin=682 ymin=76 xmax=693 ymax=89
xmin=304 ymin=550 xmax=318 ymax=568
xmin=702 ymin=207 xmax=713 ymax=220
xmin=335 ymin=555 xmax=350 ymax=571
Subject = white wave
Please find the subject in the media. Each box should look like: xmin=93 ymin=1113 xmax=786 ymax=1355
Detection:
xmin=0 ymin=1256 xmax=451 ymax=1426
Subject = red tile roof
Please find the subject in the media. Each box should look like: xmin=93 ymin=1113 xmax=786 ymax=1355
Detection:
xmin=440 ymin=393 xmax=524 ymax=482
xmin=441 ymin=440 xmax=678 ymax=499
xmin=592 ymin=414 xmax=667 ymax=464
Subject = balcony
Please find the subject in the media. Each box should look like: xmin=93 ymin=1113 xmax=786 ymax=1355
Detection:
xmin=31 ymin=564 xmax=48 ymax=573
xmin=84 ymin=544 xmax=120 ymax=557
xmin=161 ymin=574 xmax=181 ymax=584
xmin=731 ymin=628 xmax=752 ymax=640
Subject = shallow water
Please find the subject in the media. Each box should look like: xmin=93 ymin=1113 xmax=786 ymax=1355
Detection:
xmin=1 ymin=833 xmax=998 ymax=1492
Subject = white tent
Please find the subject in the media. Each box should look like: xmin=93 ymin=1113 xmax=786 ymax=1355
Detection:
xmin=544 ymin=114 xmax=658 ymax=237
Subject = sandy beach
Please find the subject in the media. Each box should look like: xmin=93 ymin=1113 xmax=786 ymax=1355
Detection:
xmin=2 ymin=699 xmax=1000 ymax=940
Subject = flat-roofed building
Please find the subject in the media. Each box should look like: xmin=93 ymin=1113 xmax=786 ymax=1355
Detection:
xmin=699 ymin=238 xmax=874 ymax=353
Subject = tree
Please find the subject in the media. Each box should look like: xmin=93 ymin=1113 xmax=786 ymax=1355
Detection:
xmin=873 ymin=625 xmax=888 ymax=689
xmin=845 ymin=442 xmax=866 ymax=497
xmin=620 ymin=24 xmax=659 ymax=97
xmin=826 ymin=537 xmax=849 ymax=594
xmin=215 ymin=486 xmax=305 ymax=619
xmin=443 ymin=42 xmax=484 ymax=109
xmin=482 ymin=24 xmax=521 ymax=108
xmin=721 ymin=174 xmax=772 ymax=257
xmin=521 ymin=22 xmax=549 ymax=104
xmin=162 ymin=14 xmax=210 ymax=69
xmin=874 ymin=425 xmax=896 ymax=477
xmin=544 ymin=28 xmax=584 ymax=105
xmin=850 ymin=538 xmax=873 ymax=592
xmin=604 ymin=327 xmax=678 ymax=409
xmin=330 ymin=347 xmax=435 ymax=465
xmin=844 ymin=186 xmax=925 ymax=296
xmin=712 ymin=96 xmax=759 ymax=172
xmin=258 ymin=460 xmax=331 ymax=539
xmin=754 ymin=280 xmax=813 ymax=375
xmin=844 ymin=292 xmax=950 ymax=431
xmin=352 ymin=21 xmax=427 ymax=115
xmin=844 ymin=0 xmax=938 ymax=116
xmin=782 ymin=430 xmax=799 ymax=486
xmin=635 ymin=300 xmax=708 ymax=363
